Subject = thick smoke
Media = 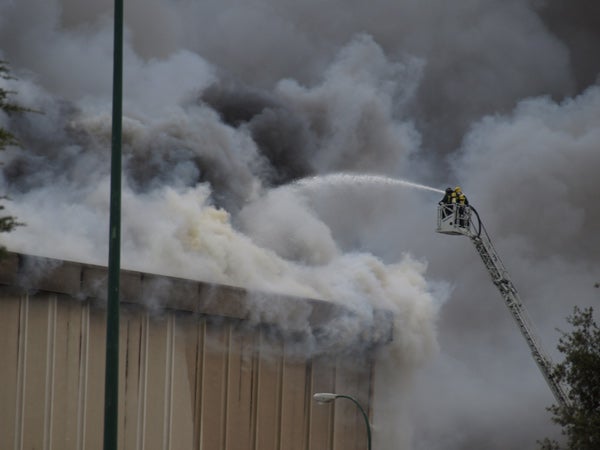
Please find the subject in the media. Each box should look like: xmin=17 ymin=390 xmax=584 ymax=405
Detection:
xmin=1 ymin=0 xmax=599 ymax=449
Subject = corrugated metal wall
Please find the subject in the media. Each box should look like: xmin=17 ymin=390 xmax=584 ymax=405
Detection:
xmin=0 ymin=254 xmax=379 ymax=450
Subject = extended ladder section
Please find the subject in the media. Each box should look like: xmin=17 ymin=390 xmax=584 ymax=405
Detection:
xmin=436 ymin=204 xmax=571 ymax=408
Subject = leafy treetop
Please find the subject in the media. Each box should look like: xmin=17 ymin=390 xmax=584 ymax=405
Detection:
xmin=539 ymin=306 xmax=600 ymax=449
xmin=0 ymin=61 xmax=27 ymax=249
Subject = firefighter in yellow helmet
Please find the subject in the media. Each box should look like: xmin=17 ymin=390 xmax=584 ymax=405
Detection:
xmin=454 ymin=186 xmax=469 ymax=226
xmin=454 ymin=186 xmax=468 ymax=206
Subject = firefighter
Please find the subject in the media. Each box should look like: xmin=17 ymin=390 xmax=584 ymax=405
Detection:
xmin=455 ymin=186 xmax=468 ymax=206
xmin=439 ymin=187 xmax=455 ymax=218
xmin=454 ymin=186 xmax=469 ymax=226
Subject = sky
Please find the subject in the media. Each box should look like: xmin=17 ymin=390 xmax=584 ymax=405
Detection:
xmin=0 ymin=0 xmax=599 ymax=448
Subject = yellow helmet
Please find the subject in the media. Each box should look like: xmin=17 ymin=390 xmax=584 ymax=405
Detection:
xmin=454 ymin=186 xmax=462 ymax=193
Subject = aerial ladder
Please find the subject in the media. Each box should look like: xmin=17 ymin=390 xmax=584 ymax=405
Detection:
xmin=436 ymin=201 xmax=571 ymax=408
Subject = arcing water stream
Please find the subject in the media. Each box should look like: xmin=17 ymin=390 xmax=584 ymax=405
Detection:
xmin=291 ymin=173 xmax=445 ymax=194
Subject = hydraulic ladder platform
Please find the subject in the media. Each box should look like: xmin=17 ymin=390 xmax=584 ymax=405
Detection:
xmin=436 ymin=203 xmax=571 ymax=408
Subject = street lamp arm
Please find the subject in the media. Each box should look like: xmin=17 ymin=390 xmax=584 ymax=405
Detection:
xmin=332 ymin=395 xmax=372 ymax=450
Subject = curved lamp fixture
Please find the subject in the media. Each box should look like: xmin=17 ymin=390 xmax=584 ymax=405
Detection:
xmin=313 ymin=393 xmax=372 ymax=450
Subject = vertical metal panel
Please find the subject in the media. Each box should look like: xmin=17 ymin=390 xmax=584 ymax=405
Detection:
xmin=119 ymin=309 xmax=143 ymax=450
xmin=163 ymin=314 xmax=175 ymax=450
xmin=0 ymin=295 xmax=21 ymax=449
xmin=308 ymin=355 xmax=336 ymax=450
xmin=280 ymin=347 xmax=311 ymax=450
xmin=169 ymin=314 xmax=194 ymax=450
xmin=143 ymin=314 xmax=169 ymax=450
xmin=49 ymin=295 xmax=76 ymax=450
xmin=85 ymin=303 xmax=107 ymax=450
xmin=225 ymin=325 xmax=258 ymax=450
xmin=77 ymin=301 xmax=91 ymax=450
xmin=21 ymin=297 xmax=52 ymax=450
xmin=190 ymin=318 xmax=205 ymax=450
xmin=199 ymin=321 xmax=229 ymax=450
xmin=135 ymin=311 xmax=150 ymax=450
xmin=333 ymin=356 xmax=372 ymax=450
xmin=254 ymin=331 xmax=283 ymax=450
xmin=43 ymin=296 xmax=57 ymax=449
xmin=15 ymin=295 xmax=28 ymax=450
xmin=0 ymin=290 xmax=379 ymax=450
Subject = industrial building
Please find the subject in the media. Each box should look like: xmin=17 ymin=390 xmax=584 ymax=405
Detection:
xmin=0 ymin=252 xmax=390 ymax=450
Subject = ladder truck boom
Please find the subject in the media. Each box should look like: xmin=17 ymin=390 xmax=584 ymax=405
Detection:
xmin=436 ymin=202 xmax=571 ymax=408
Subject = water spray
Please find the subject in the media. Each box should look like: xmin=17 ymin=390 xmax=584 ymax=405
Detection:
xmin=291 ymin=173 xmax=445 ymax=194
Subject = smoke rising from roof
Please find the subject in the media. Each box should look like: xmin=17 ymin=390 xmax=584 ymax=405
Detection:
xmin=1 ymin=0 xmax=599 ymax=448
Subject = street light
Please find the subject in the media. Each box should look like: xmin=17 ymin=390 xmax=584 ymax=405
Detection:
xmin=313 ymin=393 xmax=372 ymax=450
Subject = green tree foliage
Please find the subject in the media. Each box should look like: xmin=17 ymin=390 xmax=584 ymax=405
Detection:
xmin=0 ymin=61 xmax=26 ymax=251
xmin=540 ymin=307 xmax=600 ymax=449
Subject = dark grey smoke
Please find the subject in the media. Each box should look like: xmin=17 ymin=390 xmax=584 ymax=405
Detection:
xmin=3 ymin=100 xmax=109 ymax=193
xmin=535 ymin=0 xmax=600 ymax=91
xmin=0 ymin=1 xmax=599 ymax=449
xmin=202 ymin=81 xmax=315 ymax=186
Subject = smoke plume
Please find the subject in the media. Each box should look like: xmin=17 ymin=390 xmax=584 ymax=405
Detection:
xmin=1 ymin=0 xmax=599 ymax=448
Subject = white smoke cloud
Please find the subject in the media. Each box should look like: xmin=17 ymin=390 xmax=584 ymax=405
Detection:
xmin=456 ymin=86 xmax=600 ymax=256
xmin=1 ymin=0 xmax=599 ymax=449
xmin=238 ymin=187 xmax=340 ymax=265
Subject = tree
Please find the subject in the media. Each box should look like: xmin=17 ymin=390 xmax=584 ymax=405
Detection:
xmin=539 ymin=306 xmax=600 ymax=449
xmin=0 ymin=61 xmax=25 ymax=253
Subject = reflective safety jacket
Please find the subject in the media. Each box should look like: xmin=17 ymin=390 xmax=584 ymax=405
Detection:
xmin=439 ymin=192 xmax=454 ymax=204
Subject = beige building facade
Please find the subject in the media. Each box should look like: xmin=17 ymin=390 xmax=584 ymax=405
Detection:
xmin=0 ymin=252 xmax=389 ymax=450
